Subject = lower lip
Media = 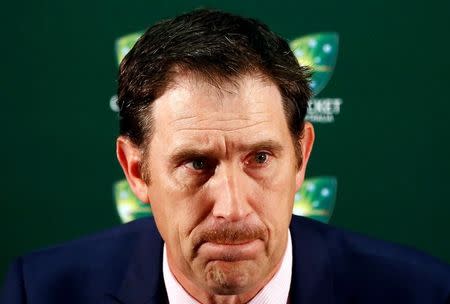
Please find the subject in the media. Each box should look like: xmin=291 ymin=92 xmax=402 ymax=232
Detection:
xmin=198 ymin=240 xmax=263 ymax=261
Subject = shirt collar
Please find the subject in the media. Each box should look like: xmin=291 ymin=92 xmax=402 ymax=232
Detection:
xmin=163 ymin=230 xmax=293 ymax=304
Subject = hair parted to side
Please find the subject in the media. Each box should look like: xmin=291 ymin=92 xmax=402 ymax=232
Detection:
xmin=117 ymin=9 xmax=312 ymax=179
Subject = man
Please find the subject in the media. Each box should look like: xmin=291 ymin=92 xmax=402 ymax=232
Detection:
xmin=1 ymin=9 xmax=450 ymax=304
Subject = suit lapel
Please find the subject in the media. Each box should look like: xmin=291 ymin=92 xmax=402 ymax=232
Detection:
xmin=289 ymin=216 xmax=335 ymax=304
xmin=103 ymin=215 xmax=335 ymax=304
xmin=104 ymin=218 xmax=168 ymax=304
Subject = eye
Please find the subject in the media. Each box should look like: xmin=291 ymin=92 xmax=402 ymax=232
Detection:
xmin=190 ymin=159 xmax=207 ymax=170
xmin=245 ymin=151 xmax=271 ymax=168
xmin=254 ymin=151 xmax=269 ymax=164
xmin=185 ymin=158 xmax=213 ymax=172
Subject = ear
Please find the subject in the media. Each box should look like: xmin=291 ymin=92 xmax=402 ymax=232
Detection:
xmin=295 ymin=121 xmax=315 ymax=189
xmin=116 ymin=136 xmax=150 ymax=203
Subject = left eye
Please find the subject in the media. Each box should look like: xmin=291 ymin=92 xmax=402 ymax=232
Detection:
xmin=253 ymin=152 xmax=270 ymax=164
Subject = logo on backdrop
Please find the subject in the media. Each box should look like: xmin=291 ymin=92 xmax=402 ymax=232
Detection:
xmin=110 ymin=31 xmax=340 ymax=224
xmin=290 ymin=33 xmax=342 ymax=123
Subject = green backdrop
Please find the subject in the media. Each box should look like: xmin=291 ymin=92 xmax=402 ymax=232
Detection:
xmin=1 ymin=0 xmax=449 ymax=281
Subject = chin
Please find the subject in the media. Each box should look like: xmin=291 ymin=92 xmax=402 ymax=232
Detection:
xmin=205 ymin=260 xmax=259 ymax=295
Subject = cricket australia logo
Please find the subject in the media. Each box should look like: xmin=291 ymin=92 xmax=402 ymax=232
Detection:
xmin=290 ymin=33 xmax=342 ymax=123
xmin=111 ymin=31 xmax=339 ymax=224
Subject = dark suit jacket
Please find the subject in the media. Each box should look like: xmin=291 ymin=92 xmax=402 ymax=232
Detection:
xmin=1 ymin=215 xmax=450 ymax=303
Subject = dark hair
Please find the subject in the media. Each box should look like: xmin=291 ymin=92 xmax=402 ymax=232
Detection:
xmin=118 ymin=9 xmax=311 ymax=167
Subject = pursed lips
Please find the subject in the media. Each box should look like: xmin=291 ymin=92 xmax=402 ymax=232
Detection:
xmin=198 ymin=239 xmax=263 ymax=261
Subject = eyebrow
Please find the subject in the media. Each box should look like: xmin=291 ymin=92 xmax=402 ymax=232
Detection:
xmin=238 ymin=139 xmax=284 ymax=154
xmin=168 ymin=139 xmax=284 ymax=164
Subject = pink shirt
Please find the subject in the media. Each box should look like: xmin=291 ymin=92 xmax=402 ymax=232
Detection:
xmin=163 ymin=231 xmax=293 ymax=304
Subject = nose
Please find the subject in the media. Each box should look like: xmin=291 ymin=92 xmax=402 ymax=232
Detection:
xmin=209 ymin=163 xmax=253 ymax=222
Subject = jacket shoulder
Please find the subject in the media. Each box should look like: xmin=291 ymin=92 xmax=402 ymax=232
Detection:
xmin=1 ymin=217 xmax=162 ymax=304
xmin=290 ymin=215 xmax=450 ymax=302
xmin=23 ymin=216 xmax=159 ymax=264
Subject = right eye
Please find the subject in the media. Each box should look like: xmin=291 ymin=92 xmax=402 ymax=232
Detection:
xmin=186 ymin=158 xmax=208 ymax=171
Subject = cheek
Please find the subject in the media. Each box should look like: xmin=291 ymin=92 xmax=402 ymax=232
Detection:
xmin=151 ymin=191 xmax=196 ymax=239
xmin=149 ymin=178 xmax=212 ymax=249
xmin=250 ymin=163 xmax=296 ymax=230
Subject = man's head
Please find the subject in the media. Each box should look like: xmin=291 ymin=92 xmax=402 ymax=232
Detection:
xmin=116 ymin=9 xmax=315 ymax=302
xmin=118 ymin=9 xmax=312 ymax=176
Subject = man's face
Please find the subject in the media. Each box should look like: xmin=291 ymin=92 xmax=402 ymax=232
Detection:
xmin=119 ymin=73 xmax=313 ymax=300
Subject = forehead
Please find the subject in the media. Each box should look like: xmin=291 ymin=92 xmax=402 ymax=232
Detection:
xmin=150 ymin=73 xmax=291 ymax=151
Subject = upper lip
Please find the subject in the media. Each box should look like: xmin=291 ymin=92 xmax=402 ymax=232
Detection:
xmin=207 ymin=239 xmax=256 ymax=245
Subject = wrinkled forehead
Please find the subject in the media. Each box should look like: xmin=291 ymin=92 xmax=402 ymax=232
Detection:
xmin=148 ymin=73 xmax=292 ymax=149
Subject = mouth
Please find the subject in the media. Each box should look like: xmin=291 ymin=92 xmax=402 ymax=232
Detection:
xmin=198 ymin=239 xmax=263 ymax=262
xmin=210 ymin=239 xmax=255 ymax=245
